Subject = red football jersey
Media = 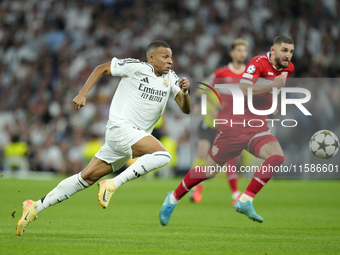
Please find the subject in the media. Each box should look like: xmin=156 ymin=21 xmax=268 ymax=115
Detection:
xmin=219 ymin=52 xmax=294 ymax=133
xmin=210 ymin=63 xmax=245 ymax=119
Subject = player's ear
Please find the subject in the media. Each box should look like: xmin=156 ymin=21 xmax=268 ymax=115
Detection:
xmin=148 ymin=54 xmax=154 ymax=64
xmin=270 ymin=46 xmax=275 ymax=54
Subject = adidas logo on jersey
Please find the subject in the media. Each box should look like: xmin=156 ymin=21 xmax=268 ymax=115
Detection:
xmin=141 ymin=77 xmax=149 ymax=84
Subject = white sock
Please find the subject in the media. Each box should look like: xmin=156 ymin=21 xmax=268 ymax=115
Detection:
xmin=113 ymin=151 xmax=171 ymax=188
xmin=239 ymin=193 xmax=254 ymax=203
xmin=169 ymin=193 xmax=179 ymax=205
xmin=232 ymin=190 xmax=241 ymax=200
xmin=36 ymin=173 xmax=89 ymax=213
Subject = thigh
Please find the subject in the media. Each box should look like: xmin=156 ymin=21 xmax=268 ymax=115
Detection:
xmin=105 ymin=124 xmax=153 ymax=158
xmin=208 ymin=129 xmax=249 ymax=165
xmin=131 ymin=135 xmax=167 ymax=157
xmin=95 ymin=142 xmax=131 ymax=171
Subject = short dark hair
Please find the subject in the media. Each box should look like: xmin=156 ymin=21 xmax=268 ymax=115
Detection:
xmin=146 ymin=41 xmax=170 ymax=58
xmin=273 ymin=35 xmax=294 ymax=46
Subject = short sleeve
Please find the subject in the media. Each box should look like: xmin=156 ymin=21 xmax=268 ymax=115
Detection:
xmin=240 ymin=58 xmax=263 ymax=85
xmin=169 ymin=70 xmax=181 ymax=98
xmin=110 ymin=57 xmax=141 ymax=77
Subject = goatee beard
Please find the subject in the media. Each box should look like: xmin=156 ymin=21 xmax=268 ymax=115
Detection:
xmin=276 ymin=57 xmax=289 ymax=69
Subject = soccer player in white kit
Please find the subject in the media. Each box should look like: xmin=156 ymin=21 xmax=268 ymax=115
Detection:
xmin=16 ymin=41 xmax=191 ymax=236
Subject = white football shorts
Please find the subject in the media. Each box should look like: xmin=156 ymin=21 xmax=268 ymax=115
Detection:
xmin=95 ymin=121 xmax=151 ymax=172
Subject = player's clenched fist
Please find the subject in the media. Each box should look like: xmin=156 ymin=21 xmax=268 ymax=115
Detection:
xmin=179 ymin=77 xmax=190 ymax=93
xmin=272 ymin=72 xmax=288 ymax=89
xmin=73 ymin=94 xmax=86 ymax=110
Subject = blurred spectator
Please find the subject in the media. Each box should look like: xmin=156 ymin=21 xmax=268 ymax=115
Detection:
xmin=39 ymin=135 xmax=65 ymax=173
xmin=4 ymin=134 xmax=29 ymax=172
xmin=67 ymin=134 xmax=84 ymax=175
xmin=175 ymin=129 xmax=191 ymax=175
xmin=82 ymin=134 xmax=103 ymax=164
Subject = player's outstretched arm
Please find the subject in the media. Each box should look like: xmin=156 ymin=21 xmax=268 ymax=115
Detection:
xmin=175 ymin=77 xmax=191 ymax=114
xmin=240 ymin=73 xmax=287 ymax=97
xmin=73 ymin=62 xmax=111 ymax=110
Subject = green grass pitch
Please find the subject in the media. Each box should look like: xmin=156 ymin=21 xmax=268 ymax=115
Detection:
xmin=1 ymin=176 xmax=340 ymax=254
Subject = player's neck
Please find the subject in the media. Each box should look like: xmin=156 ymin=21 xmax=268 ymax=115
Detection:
xmin=147 ymin=62 xmax=162 ymax=77
xmin=153 ymin=67 xmax=162 ymax=77
xmin=269 ymin=53 xmax=281 ymax=70
xmin=154 ymin=71 xmax=162 ymax=77
xmin=231 ymin=61 xmax=244 ymax=71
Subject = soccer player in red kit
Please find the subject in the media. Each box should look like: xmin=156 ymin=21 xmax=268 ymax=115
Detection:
xmin=190 ymin=38 xmax=248 ymax=204
xmin=160 ymin=35 xmax=295 ymax=225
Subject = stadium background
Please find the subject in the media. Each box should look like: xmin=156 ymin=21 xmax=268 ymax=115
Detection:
xmin=0 ymin=0 xmax=340 ymax=177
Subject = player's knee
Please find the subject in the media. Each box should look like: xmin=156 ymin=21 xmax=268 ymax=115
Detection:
xmin=198 ymin=151 xmax=208 ymax=159
xmin=205 ymin=170 xmax=218 ymax=178
xmin=81 ymin=175 xmax=96 ymax=186
xmin=80 ymin=172 xmax=98 ymax=186
xmin=152 ymin=151 xmax=171 ymax=167
xmin=270 ymin=149 xmax=284 ymax=158
xmin=265 ymin=146 xmax=284 ymax=159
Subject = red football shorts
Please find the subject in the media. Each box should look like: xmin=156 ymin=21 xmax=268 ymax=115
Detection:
xmin=208 ymin=128 xmax=278 ymax=164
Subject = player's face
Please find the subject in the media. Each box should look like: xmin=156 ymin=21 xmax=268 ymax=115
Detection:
xmin=151 ymin=47 xmax=173 ymax=76
xmin=230 ymin=45 xmax=247 ymax=64
xmin=272 ymin=43 xmax=294 ymax=69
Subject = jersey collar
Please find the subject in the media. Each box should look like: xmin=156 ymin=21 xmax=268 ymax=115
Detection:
xmin=147 ymin=63 xmax=167 ymax=78
xmin=228 ymin=63 xmax=245 ymax=74
xmin=146 ymin=63 xmax=155 ymax=74
xmin=267 ymin=52 xmax=283 ymax=71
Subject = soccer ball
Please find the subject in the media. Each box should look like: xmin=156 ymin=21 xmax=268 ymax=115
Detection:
xmin=309 ymin=130 xmax=339 ymax=159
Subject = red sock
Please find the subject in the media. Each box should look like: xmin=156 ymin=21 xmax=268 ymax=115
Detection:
xmin=226 ymin=157 xmax=239 ymax=193
xmin=173 ymin=166 xmax=209 ymax=200
xmin=244 ymin=155 xmax=285 ymax=198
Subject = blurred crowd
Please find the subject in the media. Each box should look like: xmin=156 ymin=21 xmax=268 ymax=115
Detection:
xmin=0 ymin=0 xmax=339 ymax=175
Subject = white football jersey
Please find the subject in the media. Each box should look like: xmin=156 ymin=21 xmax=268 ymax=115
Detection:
xmin=107 ymin=57 xmax=181 ymax=133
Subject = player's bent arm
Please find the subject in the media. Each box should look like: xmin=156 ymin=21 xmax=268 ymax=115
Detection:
xmin=78 ymin=62 xmax=111 ymax=96
xmin=239 ymin=83 xmax=273 ymax=97
xmin=73 ymin=62 xmax=111 ymax=110
xmin=175 ymin=92 xmax=191 ymax=114
xmin=240 ymin=74 xmax=287 ymax=97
